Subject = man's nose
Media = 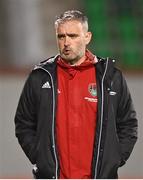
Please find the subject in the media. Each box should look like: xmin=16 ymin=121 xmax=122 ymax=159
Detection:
xmin=64 ymin=36 xmax=70 ymax=46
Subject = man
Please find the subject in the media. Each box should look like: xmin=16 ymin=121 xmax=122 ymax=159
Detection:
xmin=15 ymin=10 xmax=138 ymax=179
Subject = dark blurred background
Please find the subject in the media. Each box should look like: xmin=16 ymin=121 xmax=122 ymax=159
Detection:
xmin=0 ymin=0 xmax=142 ymax=178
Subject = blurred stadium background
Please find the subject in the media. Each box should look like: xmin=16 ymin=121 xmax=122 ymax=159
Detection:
xmin=0 ymin=0 xmax=143 ymax=178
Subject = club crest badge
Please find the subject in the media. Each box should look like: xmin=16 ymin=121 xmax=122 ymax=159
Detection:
xmin=88 ymin=83 xmax=97 ymax=97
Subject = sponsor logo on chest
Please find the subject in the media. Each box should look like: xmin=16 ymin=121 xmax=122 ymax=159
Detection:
xmin=88 ymin=83 xmax=97 ymax=97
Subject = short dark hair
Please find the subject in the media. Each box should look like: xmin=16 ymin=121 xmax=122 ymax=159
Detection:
xmin=55 ymin=10 xmax=88 ymax=31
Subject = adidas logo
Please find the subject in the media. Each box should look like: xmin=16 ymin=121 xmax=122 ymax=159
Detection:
xmin=42 ymin=81 xmax=51 ymax=88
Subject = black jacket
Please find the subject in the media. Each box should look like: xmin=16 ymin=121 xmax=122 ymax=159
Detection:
xmin=15 ymin=56 xmax=138 ymax=179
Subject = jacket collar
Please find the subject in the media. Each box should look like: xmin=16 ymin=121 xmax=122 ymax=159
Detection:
xmin=34 ymin=54 xmax=116 ymax=79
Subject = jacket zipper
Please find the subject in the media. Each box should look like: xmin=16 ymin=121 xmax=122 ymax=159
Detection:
xmin=94 ymin=58 xmax=109 ymax=178
xmin=36 ymin=66 xmax=58 ymax=179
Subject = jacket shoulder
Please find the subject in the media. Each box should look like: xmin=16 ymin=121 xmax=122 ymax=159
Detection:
xmin=34 ymin=55 xmax=59 ymax=70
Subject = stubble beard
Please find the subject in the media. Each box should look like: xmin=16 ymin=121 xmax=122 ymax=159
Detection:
xmin=60 ymin=50 xmax=84 ymax=65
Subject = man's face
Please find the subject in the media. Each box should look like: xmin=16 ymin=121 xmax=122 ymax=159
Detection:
xmin=55 ymin=20 xmax=92 ymax=64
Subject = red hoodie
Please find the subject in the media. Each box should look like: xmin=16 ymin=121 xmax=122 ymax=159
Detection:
xmin=56 ymin=50 xmax=98 ymax=179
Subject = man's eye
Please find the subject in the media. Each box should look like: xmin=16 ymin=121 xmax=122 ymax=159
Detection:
xmin=69 ymin=34 xmax=78 ymax=38
xmin=57 ymin=35 xmax=65 ymax=39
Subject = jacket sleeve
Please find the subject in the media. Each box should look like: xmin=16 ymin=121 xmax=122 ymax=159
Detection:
xmin=116 ymin=72 xmax=138 ymax=166
xmin=14 ymin=71 xmax=40 ymax=164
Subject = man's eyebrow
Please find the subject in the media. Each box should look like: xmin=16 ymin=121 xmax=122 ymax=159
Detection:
xmin=67 ymin=33 xmax=79 ymax=37
xmin=57 ymin=33 xmax=79 ymax=37
xmin=57 ymin=33 xmax=66 ymax=36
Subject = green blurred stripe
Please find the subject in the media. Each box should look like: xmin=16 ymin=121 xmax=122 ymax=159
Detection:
xmin=83 ymin=0 xmax=143 ymax=69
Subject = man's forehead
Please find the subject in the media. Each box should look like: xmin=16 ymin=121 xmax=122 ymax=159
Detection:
xmin=56 ymin=20 xmax=83 ymax=29
xmin=56 ymin=21 xmax=84 ymax=33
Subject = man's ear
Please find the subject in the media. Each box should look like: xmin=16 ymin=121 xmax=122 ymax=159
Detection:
xmin=85 ymin=32 xmax=92 ymax=45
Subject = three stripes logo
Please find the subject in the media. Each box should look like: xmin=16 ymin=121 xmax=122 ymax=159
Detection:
xmin=42 ymin=81 xmax=51 ymax=89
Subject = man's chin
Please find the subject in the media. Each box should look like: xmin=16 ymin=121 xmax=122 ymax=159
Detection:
xmin=61 ymin=55 xmax=74 ymax=62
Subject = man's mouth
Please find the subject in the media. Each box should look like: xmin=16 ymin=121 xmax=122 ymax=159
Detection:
xmin=63 ymin=49 xmax=71 ymax=55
